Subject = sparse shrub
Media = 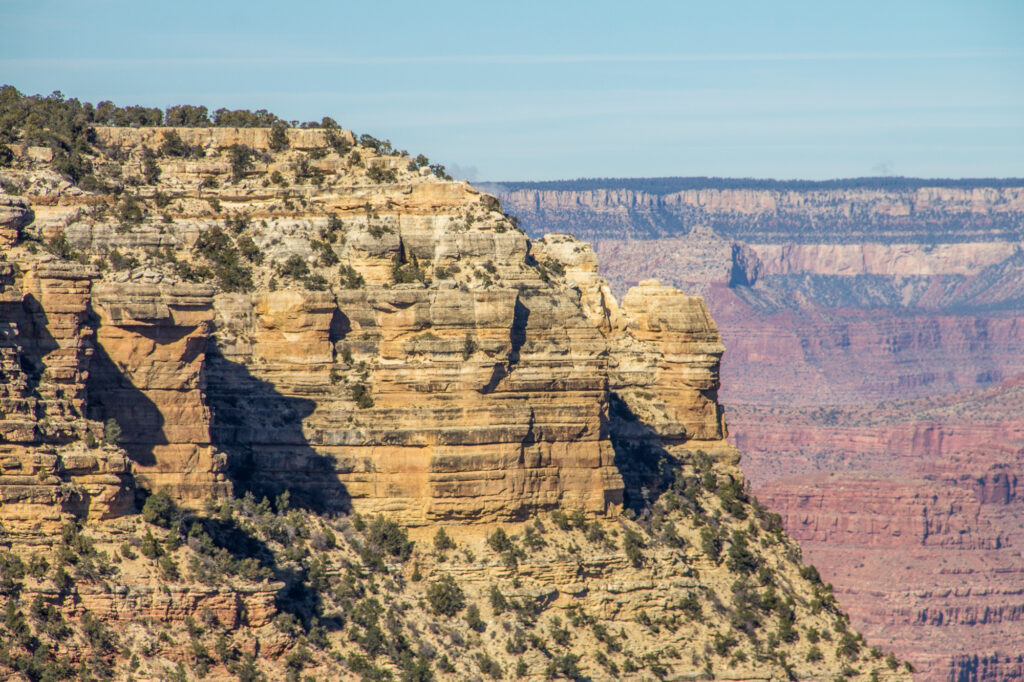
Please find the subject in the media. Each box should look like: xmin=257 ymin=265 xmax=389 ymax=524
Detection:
xmin=487 ymin=528 xmax=513 ymax=553
xmin=45 ymin=233 xmax=74 ymax=259
xmin=430 ymin=529 xmax=455 ymax=554
xmin=52 ymin=566 xmax=73 ymax=591
xmin=160 ymin=130 xmax=204 ymax=158
xmin=545 ymin=653 xmax=581 ymax=679
xmin=836 ymin=631 xmax=861 ymax=659
xmin=391 ymin=253 xmax=426 ymax=284
xmin=269 ymin=122 xmax=289 ymax=151
xmin=461 ymin=334 xmax=477 ymax=360
xmin=489 ymin=584 xmax=508 ymax=614
xmin=117 ymin=194 xmax=144 ymax=225
xmin=465 ymin=604 xmax=485 ymax=632
xmin=726 ymin=529 xmax=758 ymax=574
xmin=142 ymin=489 xmax=176 ymax=527
xmin=228 ymin=144 xmax=254 ymax=180
xmin=476 ymin=652 xmax=502 ymax=679
xmin=159 ymin=554 xmax=180 ymax=580
xmin=701 ymin=526 xmax=722 ymax=562
xmin=550 ymin=509 xmax=571 ymax=531
xmin=365 ymin=515 xmax=413 ymax=561
xmin=103 ymin=418 xmax=122 ymax=444
xmin=623 ymin=528 xmax=644 ymax=567
xmin=350 ymin=383 xmax=374 ymax=408
xmin=142 ymin=154 xmax=160 ymax=184
xmin=165 ymin=104 xmax=210 ymax=126
xmin=310 ymin=238 xmax=338 ymax=266
xmin=278 ymin=254 xmax=309 ymax=279
xmin=339 ymin=263 xmax=365 ymax=288
xmin=678 ymin=592 xmax=702 ymax=619
xmin=140 ymin=529 xmax=162 ymax=559
xmin=713 ymin=631 xmax=738 ymax=656
xmin=81 ymin=611 xmax=118 ymax=652
xmin=426 ymin=575 xmax=465 ymax=616
xmin=523 ymin=524 xmax=546 ymax=549
xmin=801 ymin=564 xmax=822 ymax=584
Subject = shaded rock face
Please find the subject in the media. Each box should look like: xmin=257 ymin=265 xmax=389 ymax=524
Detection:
xmin=87 ymin=282 xmax=225 ymax=504
xmin=207 ymin=283 xmax=623 ymax=523
xmin=0 ymin=260 xmax=134 ymax=524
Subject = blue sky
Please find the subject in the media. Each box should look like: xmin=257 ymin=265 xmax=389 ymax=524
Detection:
xmin=2 ymin=0 xmax=1022 ymax=180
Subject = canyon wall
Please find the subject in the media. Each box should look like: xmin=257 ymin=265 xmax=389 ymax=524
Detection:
xmin=494 ymin=178 xmax=1024 ymax=681
xmin=0 ymin=119 xmax=905 ymax=680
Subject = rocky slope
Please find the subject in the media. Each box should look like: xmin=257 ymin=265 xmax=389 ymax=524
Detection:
xmin=0 ymin=91 xmax=907 ymax=681
xmin=491 ymin=178 xmax=1024 ymax=681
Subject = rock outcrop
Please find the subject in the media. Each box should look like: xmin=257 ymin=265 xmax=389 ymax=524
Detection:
xmin=0 ymin=109 xmax=910 ymax=680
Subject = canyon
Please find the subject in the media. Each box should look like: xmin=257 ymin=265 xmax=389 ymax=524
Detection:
xmin=492 ymin=178 xmax=1024 ymax=681
xmin=0 ymin=92 xmax=909 ymax=681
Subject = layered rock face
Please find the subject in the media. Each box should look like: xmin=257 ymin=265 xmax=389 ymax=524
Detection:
xmin=490 ymin=178 xmax=1024 ymax=680
xmin=4 ymin=126 xmax=636 ymax=525
xmin=737 ymin=380 xmax=1024 ymax=682
xmin=486 ymin=180 xmax=1024 ymax=242
xmin=88 ymin=282 xmax=224 ymax=503
xmin=0 ymin=119 xmax=914 ymax=680
xmin=3 ymin=129 xmax=764 ymax=527
xmin=0 ymin=256 xmax=133 ymax=525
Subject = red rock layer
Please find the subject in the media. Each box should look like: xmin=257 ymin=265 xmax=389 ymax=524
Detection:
xmin=733 ymin=379 xmax=1024 ymax=681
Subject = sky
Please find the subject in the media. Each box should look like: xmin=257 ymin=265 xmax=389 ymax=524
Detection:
xmin=1 ymin=0 xmax=1022 ymax=181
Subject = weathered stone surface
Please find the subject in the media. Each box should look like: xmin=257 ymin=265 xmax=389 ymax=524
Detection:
xmin=89 ymin=282 xmax=226 ymax=504
xmin=0 ymin=194 xmax=34 ymax=247
xmin=0 ymin=261 xmax=134 ymax=526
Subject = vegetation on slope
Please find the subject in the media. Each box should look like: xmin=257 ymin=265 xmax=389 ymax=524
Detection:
xmin=0 ymin=85 xmax=453 ymax=191
xmin=0 ymin=452 xmax=912 ymax=681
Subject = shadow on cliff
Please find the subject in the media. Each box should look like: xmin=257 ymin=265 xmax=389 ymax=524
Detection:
xmin=13 ymin=294 xmax=57 ymax=399
xmin=86 ymin=339 xmax=167 ymax=466
xmin=608 ymin=392 xmax=681 ymax=513
xmin=205 ymin=338 xmax=351 ymax=515
xmin=139 ymin=489 xmax=334 ymax=630
xmin=479 ymin=297 xmax=529 ymax=394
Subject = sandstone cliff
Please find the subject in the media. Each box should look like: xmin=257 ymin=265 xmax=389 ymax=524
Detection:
xmin=0 ymin=97 xmax=909 ymax=681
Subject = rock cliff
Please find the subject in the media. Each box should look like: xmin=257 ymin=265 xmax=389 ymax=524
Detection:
xmin=489 ymin=178 xmax=1024 ymax=680
xmin=735 ymin=378 xmax=1024 ymax=682
xmin=0 ymin=95 xmax=908 ymax=681
xmin=485 ymin=179 xmax=1024 ymax=243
